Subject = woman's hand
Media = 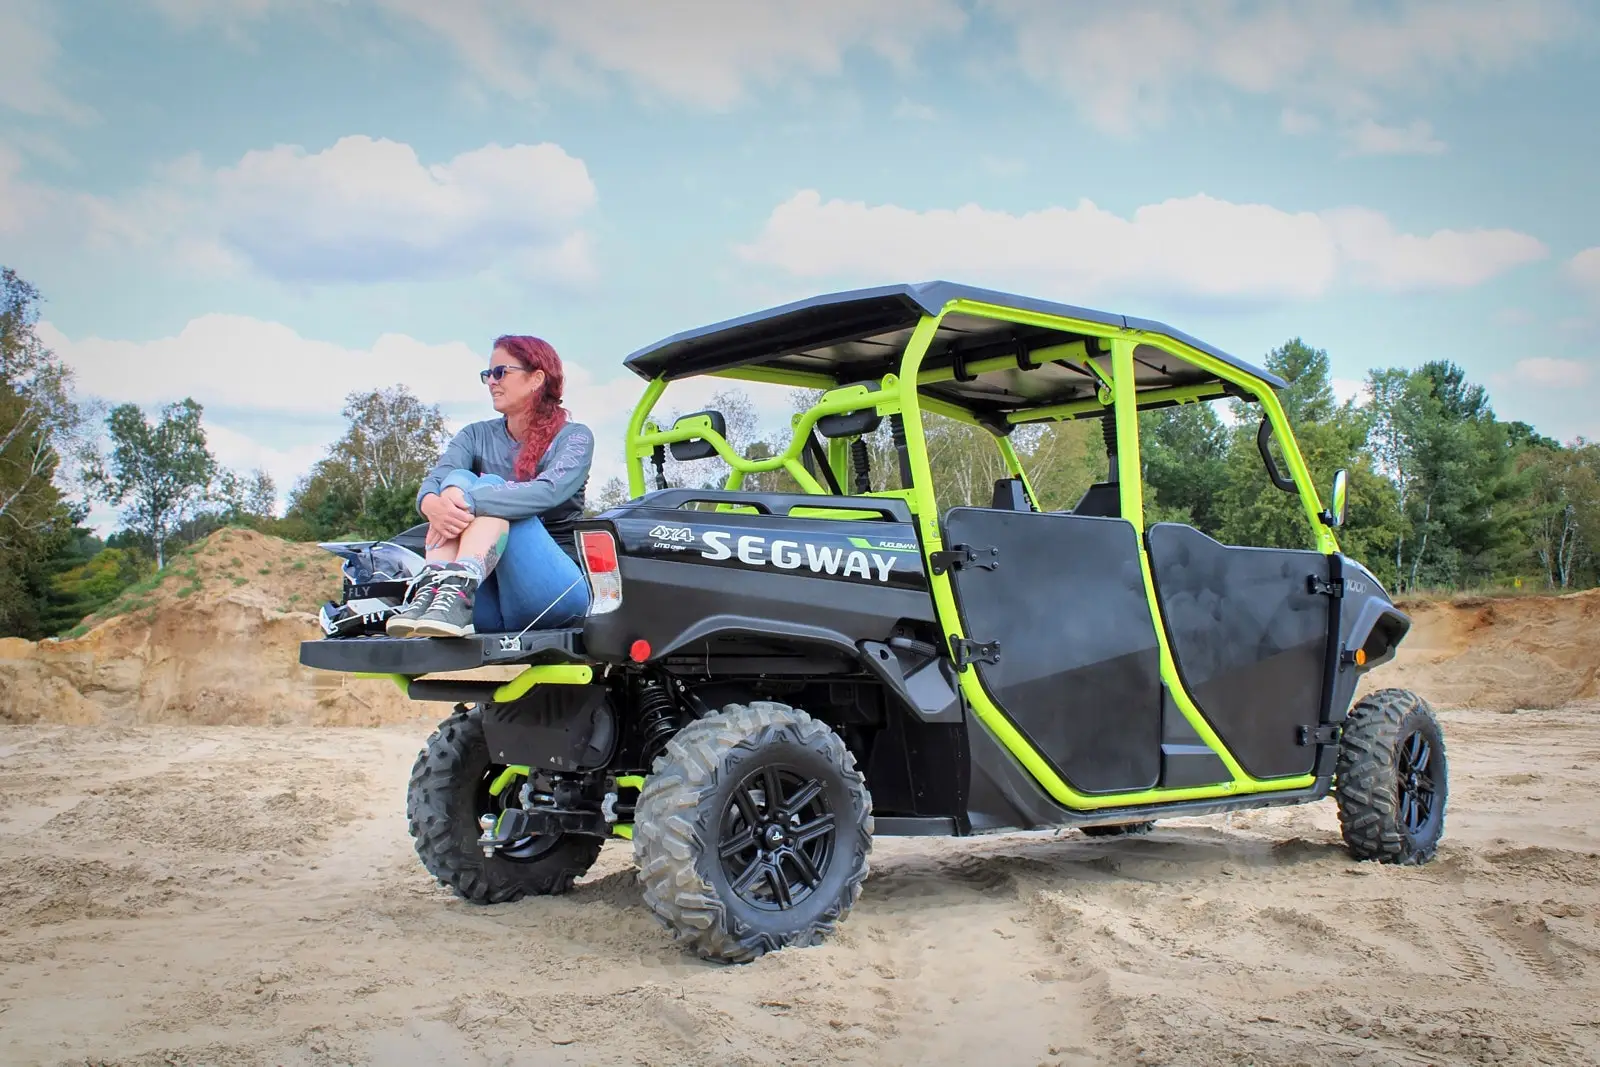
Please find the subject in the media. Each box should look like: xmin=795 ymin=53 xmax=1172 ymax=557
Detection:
xmin=421 ymin=490 xmax=475 ymax=547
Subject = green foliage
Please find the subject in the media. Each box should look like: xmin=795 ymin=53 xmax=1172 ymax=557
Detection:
xmin=83 ymin=398 xmax=218 ymax=569
xmin=286 ymin=384 xmax=447 ymax=539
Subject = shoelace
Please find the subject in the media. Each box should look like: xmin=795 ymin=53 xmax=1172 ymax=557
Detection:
xmin=421 ymin=581 xmax=470 ymax=617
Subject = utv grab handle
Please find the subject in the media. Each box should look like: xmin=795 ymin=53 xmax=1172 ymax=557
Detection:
xmin=1256 ymin=418 xmax=1297 ymax=494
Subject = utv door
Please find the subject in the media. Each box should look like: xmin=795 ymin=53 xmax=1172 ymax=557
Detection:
xmin=939 ymin=507 xmax=1164 ymax=795
xmin=1144 ymin=523 xmax=1331 ymax=779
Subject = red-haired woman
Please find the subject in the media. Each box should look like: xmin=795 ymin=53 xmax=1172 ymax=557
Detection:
xmin=387 ymin=335 xmax=594 ymax=638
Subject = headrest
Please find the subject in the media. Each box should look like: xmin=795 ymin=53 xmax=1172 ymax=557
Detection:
xmin=668 ymin=409 xmax=727 ymax=461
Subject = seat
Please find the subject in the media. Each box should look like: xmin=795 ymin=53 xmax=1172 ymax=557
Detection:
xmin=1072 ymin=482 xmax=1121 ymax=518
xmin=991 ymin=478 xmax=1031 ymax=511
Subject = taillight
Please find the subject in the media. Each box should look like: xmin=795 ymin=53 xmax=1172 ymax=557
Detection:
xmin=578 ymin=529 xmax=622 ymax=615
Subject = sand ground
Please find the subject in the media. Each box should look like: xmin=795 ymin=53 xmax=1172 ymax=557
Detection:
xmin=2 ymin=704 xmax=1597 ymax=1067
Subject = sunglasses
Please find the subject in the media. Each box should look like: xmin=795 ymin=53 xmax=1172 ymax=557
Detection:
xmin=480 ymin=365 xmax=529 ymax=384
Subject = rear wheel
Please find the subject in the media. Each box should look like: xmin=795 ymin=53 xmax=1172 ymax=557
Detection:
xmin=633 ymin=701 xmax=873 ymax=964
xmin=406 ymin=705 xmax=602 ymax=903
xmin=1335 ymin=688 xmax=1447 ymax=865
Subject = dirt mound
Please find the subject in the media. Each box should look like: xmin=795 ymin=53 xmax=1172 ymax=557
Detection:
xmin=0 ymin=527 xmax=424 ymax=727
xmin=1362 ymin=588 xmax=1600 ymax=711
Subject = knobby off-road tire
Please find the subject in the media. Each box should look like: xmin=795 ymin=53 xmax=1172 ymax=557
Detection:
xmin=406 ymin=705 xmax=603 ymax=904
xmin=1081 ymin=821 xmax=1156 ymax=838
xmin=633 ymin=702 xmax=874 ymax=964
xmin=1335 ymin=687 xmax=1448 ymax=865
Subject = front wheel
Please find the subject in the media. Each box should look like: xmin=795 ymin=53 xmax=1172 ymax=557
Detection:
xmin=406 ymin=705 xmax=602 ymax=903
xmin=633 ymin=701 xmax=873 ymax=964
xmin=1335 ymin=688 xmax=1448 ymax=865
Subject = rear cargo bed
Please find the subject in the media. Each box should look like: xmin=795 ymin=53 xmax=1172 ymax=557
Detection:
xmin=299 ymin=628 xmax=587 ymax=675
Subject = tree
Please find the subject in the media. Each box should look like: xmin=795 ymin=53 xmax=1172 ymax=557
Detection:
xmin=287 ymin=385 xmax=448 ymax=539
xmin=588 ymin=476 xmax=630 ymax=515
xmin=1521 ymin=439 xmax=1600 ymax=589
xmin=332 ymin=386 xmax=449 ymax=495
xmin=0 ymin=267 xmax=85 ymax=550
xmin=84 ymin=398 xmax=218 ymax=569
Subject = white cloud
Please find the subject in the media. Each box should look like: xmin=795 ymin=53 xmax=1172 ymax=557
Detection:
xmin=1513 ymin=357 xmax=1591 ymax=388
xmin=737 ymin=190 xmax=1547 ymax=302
xmin=1569 ymin=248 xmax=1600 ymax=296
xmin=894 ymin=99 xmax=939 ymax=122
xmin=1342 ymin=118 xmax=1448 ymax=157
xmin=0 ymin=1 xmax=93 ymax=121
xmin=985 ymin=0 xmax=1578 ymax=134
xmin=1280 ymin=109 xmax=1321 ymax=136
xmin=373 ymin=0 xmax=967 ymax=109
xmin=3 ymin=134 xmax=599 ymax=287
xmin=210 ymin=136 xmax=597 ymax=284
xmin=1321 ymin=207 xmax=1547 ymax=291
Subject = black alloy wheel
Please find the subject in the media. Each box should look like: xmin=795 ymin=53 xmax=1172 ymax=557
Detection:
xmin=1395 ymin=729 xmax=1438 ymax=837
xmin=718 ymin=764 xmax=837 ymax=912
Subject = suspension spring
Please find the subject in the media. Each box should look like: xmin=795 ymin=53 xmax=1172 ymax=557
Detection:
xmin=635 ymin=677 xmax=681 ymax=769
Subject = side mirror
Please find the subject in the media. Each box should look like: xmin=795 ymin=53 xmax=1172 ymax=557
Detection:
xmin=1327 ymin=468 xmax=1348 ymax=528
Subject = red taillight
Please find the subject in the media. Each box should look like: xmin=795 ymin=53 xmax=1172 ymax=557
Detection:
xmin=577 ymin=529 xmax=622 ymax=615
xmin=580 ymin=529 xmax=618 ymax=573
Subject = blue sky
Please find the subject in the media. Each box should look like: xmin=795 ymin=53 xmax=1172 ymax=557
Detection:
xmin=3 ymin=0 xmax=1598 ymax=531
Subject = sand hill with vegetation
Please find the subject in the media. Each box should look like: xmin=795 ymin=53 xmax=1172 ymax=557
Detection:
xmin=0 ymin=527 xmax=420 ymax=726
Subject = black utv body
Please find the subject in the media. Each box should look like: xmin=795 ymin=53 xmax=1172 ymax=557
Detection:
xmin=301 ymin=281 xmax=1443 ymax=964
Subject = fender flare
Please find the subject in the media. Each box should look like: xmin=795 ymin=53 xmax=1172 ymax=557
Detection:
xmin=1343 ymin=598 xmax=1411 ymax=672
xmin=653 ymin=615 xmax=962 ymax=724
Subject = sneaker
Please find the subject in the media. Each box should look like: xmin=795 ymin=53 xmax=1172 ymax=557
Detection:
xmin=408 ymin=571 xmax=478 ymax=638
xmin=386 ymin=568 xmax=446 ymax=637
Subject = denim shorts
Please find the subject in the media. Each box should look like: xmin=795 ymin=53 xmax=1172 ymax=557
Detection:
xmin=439 ymin=469 xmax=591 ymax=631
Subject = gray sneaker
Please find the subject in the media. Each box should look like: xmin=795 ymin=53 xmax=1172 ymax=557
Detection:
xmin=386 ymin=569 xmax=446 ymax=637
xmin=408 ymin=571 xmax=479 ymax=638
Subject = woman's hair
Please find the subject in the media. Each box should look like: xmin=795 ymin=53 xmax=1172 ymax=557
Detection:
xmin=494 ymin=335 xmax=570 ymax=481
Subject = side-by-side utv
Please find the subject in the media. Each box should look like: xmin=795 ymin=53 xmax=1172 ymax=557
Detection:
xmin=300 ymin=281 xmax=1445 ymax=964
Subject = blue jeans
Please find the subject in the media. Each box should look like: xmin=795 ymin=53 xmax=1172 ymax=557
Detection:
xmin=438 ymin=470 xmax=591 ymax=631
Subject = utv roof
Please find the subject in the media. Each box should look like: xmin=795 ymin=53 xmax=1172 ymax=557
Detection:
xmin=622 ymin=282 xmax=1286 ymax=416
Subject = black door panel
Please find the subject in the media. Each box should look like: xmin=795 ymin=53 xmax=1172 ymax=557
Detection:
xmin=1145 ymin=523 xmax=1329 ymax=779
xmin=941 ymin=508 xmax=1163 ymax=795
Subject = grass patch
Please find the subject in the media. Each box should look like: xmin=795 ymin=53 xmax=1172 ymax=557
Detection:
xmin=291 ymin=560 xmax=307 ymax=571
xmin=232 ymin=576 xmax=248 ymax=587
xmin=176 ymin=583 xmax=202 ymax=599
xmin=258 ymin=567 xmax=272 ymax=575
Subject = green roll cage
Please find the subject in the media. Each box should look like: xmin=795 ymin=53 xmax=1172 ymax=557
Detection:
xmin=621 ymin=295 xmax=1343 ymax=813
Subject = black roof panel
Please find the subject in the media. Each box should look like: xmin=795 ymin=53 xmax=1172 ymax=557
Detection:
xmin=622 ymin=281 xmax=1285 ymax=411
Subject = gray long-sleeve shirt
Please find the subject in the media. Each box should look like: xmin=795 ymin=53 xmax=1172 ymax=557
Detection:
xmin=417 ymin=419 xmax=593 ymax=532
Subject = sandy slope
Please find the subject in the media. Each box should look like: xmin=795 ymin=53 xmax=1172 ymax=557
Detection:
xmin=2 ymin=705 xmax=1597 ymax=1067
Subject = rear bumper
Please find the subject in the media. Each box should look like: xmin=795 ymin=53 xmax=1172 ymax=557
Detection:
xmin=298 ymin=629 xmax=588 ymax=675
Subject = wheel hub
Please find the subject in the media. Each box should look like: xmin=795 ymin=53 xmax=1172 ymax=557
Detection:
xmin=718 ymin=763 xmax=837 ymax=913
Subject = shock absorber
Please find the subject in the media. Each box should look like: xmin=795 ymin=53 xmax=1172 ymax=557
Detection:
xmin=635 ymin=676 xmax=681 ymax=769
xmin=890 ymin=414 xmax=914 ymax=489
xmin=850 ymin=437 xmax=871 ymax=494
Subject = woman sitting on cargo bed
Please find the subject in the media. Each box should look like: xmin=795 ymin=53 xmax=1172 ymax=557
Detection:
xmin=386 ymin=335 xmax=593 ymax=639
